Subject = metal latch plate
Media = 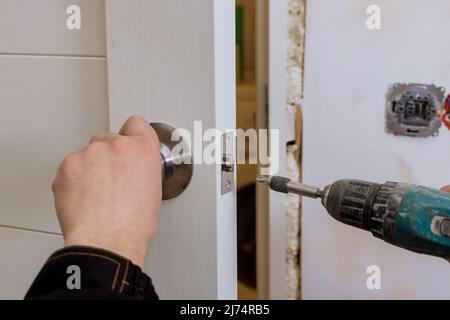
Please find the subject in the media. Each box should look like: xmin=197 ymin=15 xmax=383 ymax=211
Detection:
xmin=221 ymin=131 xmax=235 ymax=195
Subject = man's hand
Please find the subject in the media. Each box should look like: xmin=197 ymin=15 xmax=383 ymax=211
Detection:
xmin=52 ymin=116 xmax=162 ymax=268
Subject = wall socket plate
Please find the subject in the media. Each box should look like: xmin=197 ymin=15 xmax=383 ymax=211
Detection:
xmin=386 ymin=83 xmax=446 ymax=138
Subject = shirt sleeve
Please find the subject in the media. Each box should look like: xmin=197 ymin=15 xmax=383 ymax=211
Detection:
xmin=24 ymin=245 xmax=158 ymax=300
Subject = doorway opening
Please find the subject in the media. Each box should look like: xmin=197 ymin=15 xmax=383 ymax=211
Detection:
xmin=235 ymin=0 xmax=265 ymax=300
xmin=235 ymin=0 xmax=306 ymax=300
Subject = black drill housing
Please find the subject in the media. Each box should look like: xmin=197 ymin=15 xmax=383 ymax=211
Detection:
xmin=324 ymin=180 xmax=399 ymax=241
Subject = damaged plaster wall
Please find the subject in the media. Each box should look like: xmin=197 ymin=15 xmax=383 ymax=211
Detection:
xmin=285 ymin=0 xmax=306 ymax=299
xmin=302 ymin=0 xmax=450 ymax=299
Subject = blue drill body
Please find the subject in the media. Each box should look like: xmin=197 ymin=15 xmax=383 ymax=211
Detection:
xmin=260 ymin=176 xmax=450 ymax=259
xmin=393 ymin=185 xmax=450 ymax=257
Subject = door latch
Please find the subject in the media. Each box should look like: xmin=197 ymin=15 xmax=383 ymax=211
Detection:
xmin=221 ymin=131 xmax=235 ymax=195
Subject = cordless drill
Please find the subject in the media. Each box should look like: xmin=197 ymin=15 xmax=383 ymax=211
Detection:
xmin=257 ymin=176 xmax=450 ymax=258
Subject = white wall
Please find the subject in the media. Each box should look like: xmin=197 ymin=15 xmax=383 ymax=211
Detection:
xmin=0 ymin=0 xmax=107 ymax=298
xmin=302 ymin=0 xmax=450 ymax=299
xmin=0 ymin=0 xmax=108 ymax=233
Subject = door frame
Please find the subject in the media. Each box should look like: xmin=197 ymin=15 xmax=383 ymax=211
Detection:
xmin=256 ymin=0 xmax=288 ymax=300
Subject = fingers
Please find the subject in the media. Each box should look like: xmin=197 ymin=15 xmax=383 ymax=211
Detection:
xmin=119 ymin=115 xmax=156 ymax=139
xmin=441 ymin=186 xmax=450 ymax=193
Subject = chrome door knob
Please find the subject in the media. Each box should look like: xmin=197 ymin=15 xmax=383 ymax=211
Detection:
xmin=150 ymin=123 xmax=193 ymax=200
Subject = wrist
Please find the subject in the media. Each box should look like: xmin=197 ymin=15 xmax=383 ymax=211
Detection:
xmin=64 ymin=232 xmax=148 ymax=268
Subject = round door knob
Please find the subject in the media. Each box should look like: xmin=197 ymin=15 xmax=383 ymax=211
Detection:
xmin=150 ymin=123 xmax=193 ymax=200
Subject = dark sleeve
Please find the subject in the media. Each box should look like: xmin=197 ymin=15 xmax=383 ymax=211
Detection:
xmin=24 ymin=246 xmax=158 ymax=300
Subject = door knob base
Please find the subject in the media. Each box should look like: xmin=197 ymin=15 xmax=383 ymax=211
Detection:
xmin=150 ymin=123 xmax=193 ymax=200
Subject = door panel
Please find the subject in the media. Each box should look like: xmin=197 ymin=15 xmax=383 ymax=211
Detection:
xmin=0 ymin=56 xmax=109 ymax=233
xmin=0 ymin=227 xmax=63 ymax=299
xmin=105 ymin=0 xmax=237 ymax=299
xmin=302 ymin=0 xmax=450 ymax=299
xmin=0 ymin=0 xmax=105 ymax=56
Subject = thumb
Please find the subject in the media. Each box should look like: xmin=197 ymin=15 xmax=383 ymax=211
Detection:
xmin=119 ymin=115 xmax=158 ymax=140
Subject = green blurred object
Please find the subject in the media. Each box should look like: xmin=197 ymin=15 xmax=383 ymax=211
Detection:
xmin=236 ymin=5 xmax=244 ymax=81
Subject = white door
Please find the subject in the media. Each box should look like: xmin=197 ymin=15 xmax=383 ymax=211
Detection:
xmin=0 ymin=0 xmax=236 ymax=299
xmin=105 ymin=0 xmax=237 ymax=299
xmin=302 ymin=0 xmax=450 ymax=299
